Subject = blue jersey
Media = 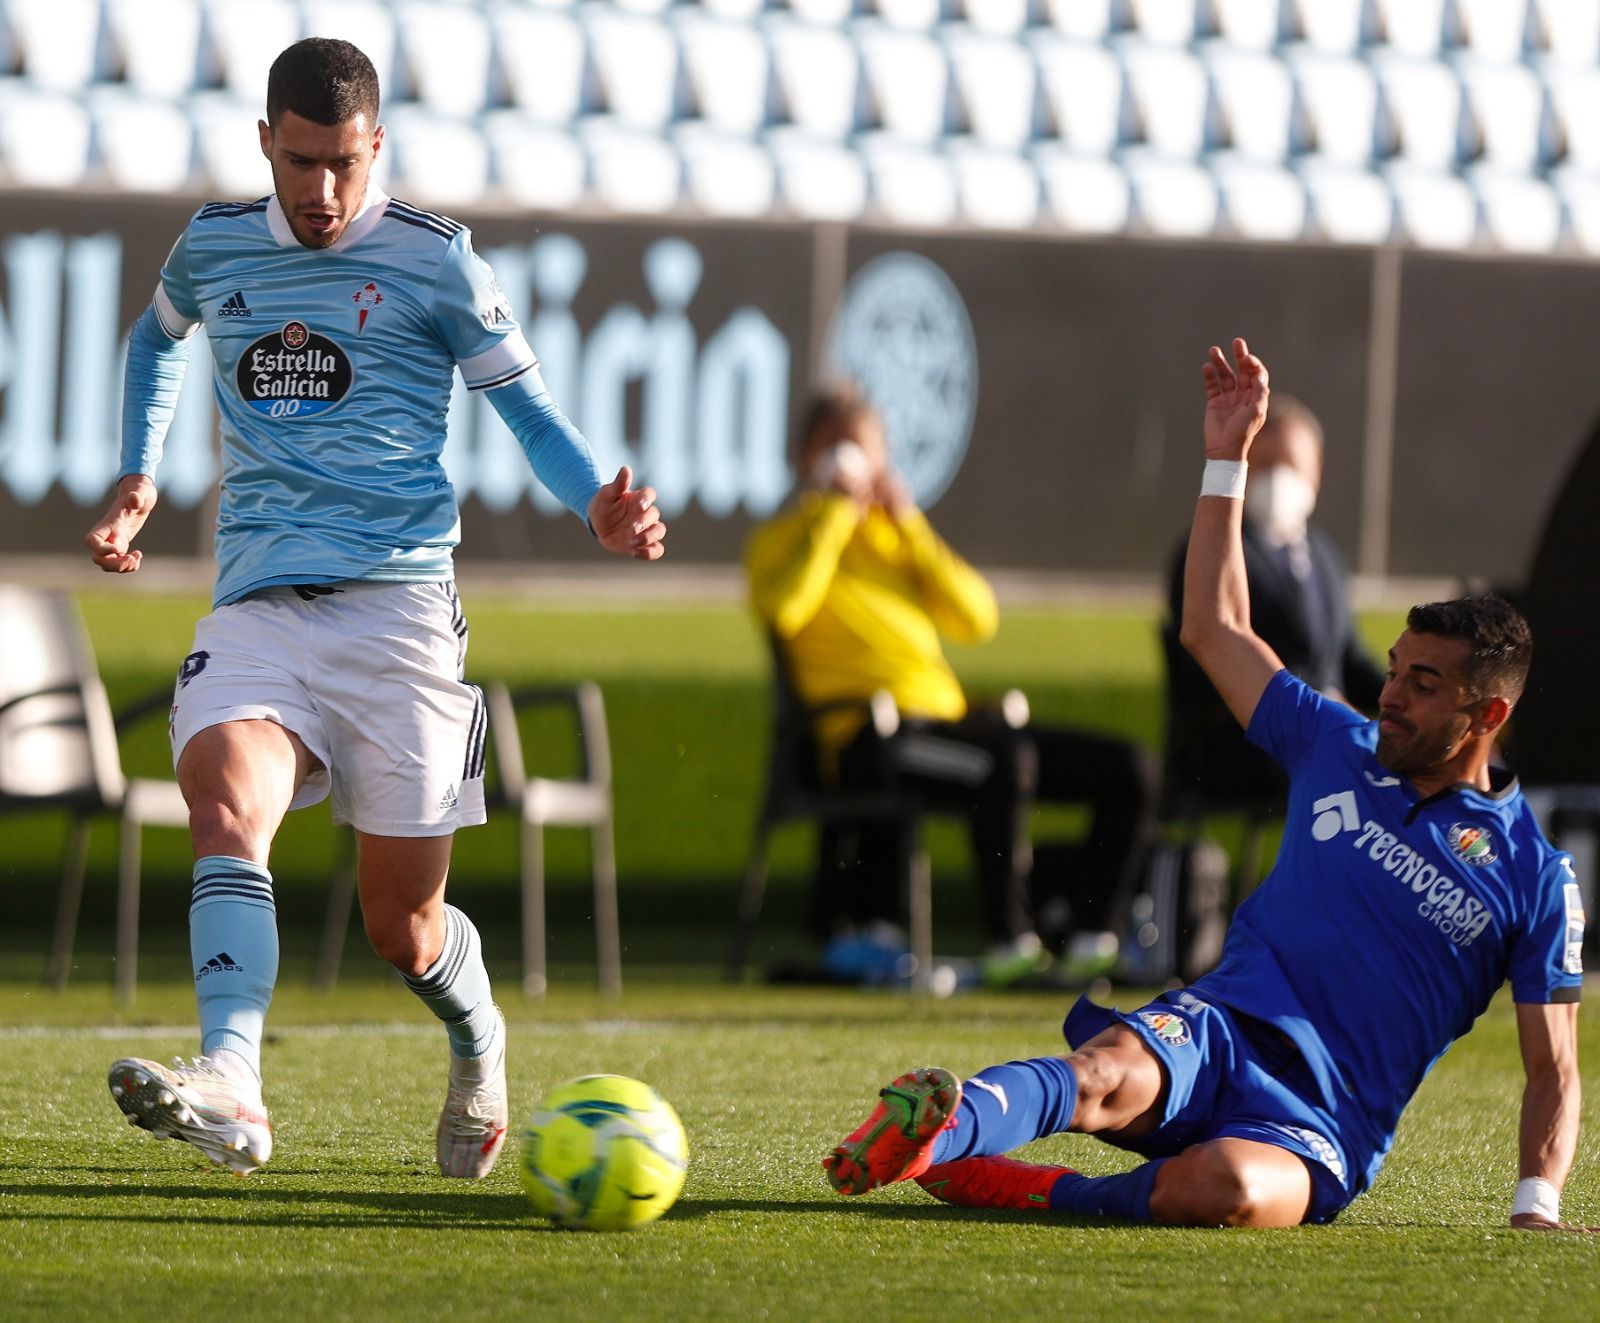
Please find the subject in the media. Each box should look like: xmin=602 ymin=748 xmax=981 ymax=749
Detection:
xmin=1193 ymin=670 xmax=1583 ymax=1191
xmin=125 ymin=187 xmax=598 ymax=606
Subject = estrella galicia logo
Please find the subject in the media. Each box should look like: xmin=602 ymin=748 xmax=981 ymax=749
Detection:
xmin=235 ymin=321 xmax=354 ymax=419
xmin=1447 ymin=823 xmax=1497 ymax=866
xmin=177 ymin=650 xmax=209 ymax=688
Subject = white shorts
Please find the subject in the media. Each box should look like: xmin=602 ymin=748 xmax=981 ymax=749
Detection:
xmin=169 ymin=580 xmax=488 ymax=836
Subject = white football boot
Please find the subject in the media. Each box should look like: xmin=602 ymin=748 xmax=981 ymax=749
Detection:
xmin=109 ymin=1055 xmax=272 ymax=1175
xmin=436 ymin=1007 xmax=508 ymax=1178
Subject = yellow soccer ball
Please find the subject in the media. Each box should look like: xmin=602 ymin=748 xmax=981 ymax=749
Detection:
xmin=519 ymin=1075 xmax=688 ymax=1230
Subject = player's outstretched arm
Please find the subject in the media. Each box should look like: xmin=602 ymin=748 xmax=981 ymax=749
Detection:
xmin=1510 ymin=1001 xmax=1596 ymax=1232
xmin=83 ymin=474 xmax=158 ymax=574
xmin=588 ymin=466 xmax=666 ymax=561
xmin=1178 ymin=337 xmax=1285 ymax=729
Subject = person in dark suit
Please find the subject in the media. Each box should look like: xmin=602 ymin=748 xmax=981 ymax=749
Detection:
xmin=1164 ymin=394 xmax=1385 ymax=807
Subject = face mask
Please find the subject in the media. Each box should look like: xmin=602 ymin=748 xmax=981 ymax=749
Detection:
xmin=1244 ymin=465 xmax=1317 ymax=544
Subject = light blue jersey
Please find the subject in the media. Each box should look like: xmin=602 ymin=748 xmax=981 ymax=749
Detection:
xmin=121 ymin=186 xmax=601 ymax=606
xmin=1192 ymin=669 xmax=1583 ymax=1195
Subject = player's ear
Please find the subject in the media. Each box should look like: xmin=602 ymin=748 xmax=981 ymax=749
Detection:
xmin=1473 ymin=694 xmax=1512 ymax=737
xmin=258 ymin=119 xmax=272 ymax=161
xmin=370 ymin=123 xmax=384 ymax=162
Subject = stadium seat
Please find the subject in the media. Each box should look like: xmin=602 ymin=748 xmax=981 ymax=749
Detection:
xmin=1118 ymin=41 xmax=1219 ymax=160
xmin=0 ymin=585 xmax=189 ymax=1003
xmin=394 ymin=0 xmax=493 ymax=119
xmin=1032 ymin=36 xmax=1128 ymax=155
xmin=1385 ymin=165 xmax=1480 ymax=248
xmin=1204 ymin=44 xmax=1301 ymax=163
xmin=1125 ymin=0 xmax=1207 ymax=46
xmin=1371 ymin=0 xmax=1451 ymax=57
xmin=873 ymin=0 xmax=945 ymax=29
xmin=586 ymin=7 xmax=686 ymax=131
xmin=765 ymin=128 xmax=869 ymax=219
xmin=0 ymin=82 xmax=91 ymax=187
xmin=384 ymin=106 xmax=489 ymax=208
xmin=677 ymin=10 xmax=773 ymax=136
xmin=301 ymin=0 xmax=398 ymax=96
xmin=676 ymin=124 xmax=778 ymax=216
xmin=1458 ymin=59 xmax=1552 ymax=173
xmin=1210 ymin=155 xmax=1308 ymax=240
xmin=91 ymin=89 xmax=197 ymax=194
xmin=1372 ymin=53 xmax=1466 ymax=169
xmin=106 ymin=0 xmax=203 ymax=100
xmin=494 ymin=4 xmax=591 ymax=125
xmin=202 ymin=0 xmax=301 ymax=107
xmin=1544 ymin=65 xmax=1600 ymax=172
xmin=702 ymin=0 xmax=768 ymax=17
xmin=788 ymin=0 xmax=859 ymax=23
xmin=487 ymin=682 xmax=621 ymax=998
xmin=955 ymin=0 xmax=1031 ymax=37
xmin=855 ymin=20 xmax=955 ymax=144
xmin=767 ymin=18 xmax=864 ymax=139
xmin=944 ymin=24 xmax=1043 ymax=151
xmin=946 ymin=140 xmax=1040 ymax=228
xmin=1455 ymin=0 xmax=1533 ymax=64
xmin=1471 ymin=169 xmax=1562 ymax=253
xmin=1042 ymin=0 xmax=1117 ymax=41
xmin=1535 ymin=0 xmax=1600 ymax=65
xmin=190 ymin=92 xmax=276 ymax=198
xmin=4 ymin=0 xmax=103 ymax=91
xmin=856 ymin=133 xmax=958 ymax=224
xmin=1032 ymin=146 xmax=1132 ymax=233
xmin=1211 ymin=0 xmax=1290 ymax=51
xmin=482 ymin=111 xmax=588 ymax=212
xmin=1123 ymin=150 xmax=1221 ymax=236
xmin=579 ymin=117 xmax=683 ymax=213
xmin=1288 ymin=48 xmax=1380 ymax=165
xmin=1292 ymin=0 xmax=1375 ymax=54
xmin=1296 ymin=155 xmax=1396 ymax=243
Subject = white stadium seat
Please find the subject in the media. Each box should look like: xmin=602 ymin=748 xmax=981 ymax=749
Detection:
xmin=1123 ymin=150 xmax=1221 ymax=237
xmin=385 ymin=105 xmax=489 ymax=207
xmin=204 ymin=0 xmax=302 ymax=106
xmin=1458 ymin=59 xmax=1552 ymax=173
xmin=1372 ymin=54 xmax=1465 ymax=169
xmin=873 ymin=0 xmax=944 ymax=30
xmin=1119 ymin=41 xmax=1218 ymax=160
xmin=1032 ymin=147 xmax=1131 ymax=233
xmin=1042 ymin=0 xmax=1116 ymax=42
xmin=1212 ymin=0 xmax=1290 ymax=51
xmin=494 ymin=6 xmax=589 ymax=125
xmin=701 ymin=0 xmax=769 ymax=17
xmin=1471 ymin=169 xmax=1562 ymax=254
xmin=301 ymin=1 xmax=398 ymax=96
xmin=579 ymin=117 xmax=683 ymax=213
xmin=1289 ymin=49 xmax=1380 ymax=165
xmin=855 ymin=21 xmax=954 ymax=144
xmin=394 ymin=0 xmax=492 ymax=118
xmin=1292 ymin=0 xmax=1375 ymax=54
xmin=767 ymin=18 xmax=863 ymax=139
xmin=675 ymin=124 xmax=778 ymax=217
xmin=1125 ymin=0 xmax=1206 ymax=46
xmin=1544 ymin=65 xmax=1600 ymax=171
xmin=1210 ymin=155 xmax=1309 ymax=241
xmin=1535 ymin=0 xmax=1600 ymax=65
xmin=944 ymin=24 xmax=1042 ymax=151
xmin=1372 ymin=0 xmax=1451 ymax=57
xmin=1386 ymin=165 xmax=1480 ymax=248
xmin=91 ymin=89 xmax=196 ymax=193
xmin=1296 ymin=156 xmax=1396 ymax=243
xmin=946 ymin=140 xmax=1041 ymax=228
xmin=1455 ymin=0 xmax=1533 ymax=64
xmin=677 ymin=11 xmax=772 ymax=136
xmin=106 ymin=0 xmax=203 ymax=99
xmin=587 ymin=8 xmax=685 ymax=131
xmin=0 ymin=81 xmax=90 ymax=186
xmin=788 ymin=0 xmax=858 ymax=24
xmin=1033 ymin=36 xmax=1127 ymax=154
xmin=1205 ymin=45 xmax=1300 ymax=164
xmin=190 ymin=92 xmax=276 ymax=198
xmin=482 ymin=111 xmax=588 ymax=211
xmin=766 ymin=128 xmax=869 ymax=219
xmin=613 ymin=0 xmax=674 ymax=14
xmin=857 ymin=133 xmax=958 ymax=224
xmin=1551 ymin=165 xmax=1600 ymax=254
xmin=5 ymin=0 xmax=103 ymax=91
xmin=956 ymin=0 xmax=1031 ymax=37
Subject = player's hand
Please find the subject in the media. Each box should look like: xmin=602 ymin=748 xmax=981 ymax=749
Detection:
xmin=1202 ymin=336 xmax=1270 ymax=461
xmin=1511 ymin=1213 xmax=1600 ymax=1233
xmin=874 ymin=469 xmax=915 ymax=519
xmin=83 ymin=475 xmax=158 ymax=573
xmin=588 ymin=466 xmax=666 ymax=561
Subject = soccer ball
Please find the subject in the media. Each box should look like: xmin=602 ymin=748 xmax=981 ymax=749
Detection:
xmin=519 ymin=1075 xmax=688 ymax=1231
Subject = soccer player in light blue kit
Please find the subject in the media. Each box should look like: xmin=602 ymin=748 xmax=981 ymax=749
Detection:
xmin=83 ymin=38 xmax=665 ymax=1178
xmin=824 ymin=338 xmax=1589 ymax=1231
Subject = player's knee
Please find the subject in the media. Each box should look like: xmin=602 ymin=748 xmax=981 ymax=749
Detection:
xmin=362 ymin=911 xmax=435 ymax=977
xmin=1154 ymin=1148 xmax=1297 ymax=1228
xmin=186 ymin=794 xmax=268 ymax=858
xmin=1067 ymin=1047 xmax=1122 ymax=1115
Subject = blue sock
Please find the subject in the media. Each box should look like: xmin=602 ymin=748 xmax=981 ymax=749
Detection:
xmin=190 ymin=856 xmax=278 ymax=1083
xmin=401 ymin=905 xmax=499 ymax=1057
xmin=930 ymin=1056 xmax=1080 ymax=1164
xmin=1048 ymin=1159 xmax=1167 ymax=1220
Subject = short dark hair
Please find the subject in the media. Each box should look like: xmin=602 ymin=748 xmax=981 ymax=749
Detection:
xmin=266 ymin=38 xmax=380 ymax=128
xmin=796 ymin=382 xmax=878 ymax=462
xmin=1406 ymin=595 xmax=1533 ymax=703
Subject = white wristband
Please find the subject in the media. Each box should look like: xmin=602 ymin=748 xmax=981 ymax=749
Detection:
xmin=1512 ymin=1177 xmax=1560 ymax=1222
xmin=1201 ymin=458 xmax=1248 ymax=500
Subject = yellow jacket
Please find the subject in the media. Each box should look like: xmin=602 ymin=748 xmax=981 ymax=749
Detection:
xmin=745 ymin=491 xmax=999 ymax=757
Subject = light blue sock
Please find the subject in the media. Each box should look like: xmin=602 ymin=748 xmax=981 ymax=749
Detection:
xmin=401 ymin=905 xmax=499 ymax=1057
xmin=1048 ymin=1159 xmax=1168 ymax=1220
xmin=930 ymin=1056 xmax=1081 ymax=1164
xmin=190 ymin=855 xmax=278 ymax=1082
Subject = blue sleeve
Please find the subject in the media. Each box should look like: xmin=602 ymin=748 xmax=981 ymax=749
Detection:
xmin=1245 ymin=668 xmax=1369 ymax=774
xmin=486 ymin=366 xmax=603 ymax=522
xmin=1508 ymin=855 xmax=1586 ymax=1003
xmin=431 ymin=229 xmax=540 ymax=390
xmin=118 ymin=305 xmax=194 ymax=479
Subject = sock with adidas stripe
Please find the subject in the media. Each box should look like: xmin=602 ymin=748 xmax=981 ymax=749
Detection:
xmin=190 ymin=855 xmax=279 ymax=1084
xmin=402 ymin=905 xmax=499 ymax=1058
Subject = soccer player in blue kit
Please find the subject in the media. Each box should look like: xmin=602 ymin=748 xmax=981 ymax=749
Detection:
xmin=82 ymin=38 xmax=664 ymax=1178
xmin=824 ymin=338 xmax=1589 ymax=1230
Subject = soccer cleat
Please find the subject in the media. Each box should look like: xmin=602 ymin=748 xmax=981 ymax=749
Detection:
xmin=108 ymin=1055 xmax=272 ymax=1175
xmin=823 ymin=1066 xmax=962 ymax=1195
xmin=916 ymin=1155 xmax=1076 ymax=1210
xmin=436 ymin=1007 xmax=509 ymax=1179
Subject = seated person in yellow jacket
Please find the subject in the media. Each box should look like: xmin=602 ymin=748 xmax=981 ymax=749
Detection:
xmin=745 ymin=384 xmax=1157 ymax=978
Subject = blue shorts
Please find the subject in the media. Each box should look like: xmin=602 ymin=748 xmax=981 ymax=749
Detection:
xmin=1063 ymin=990 xmax=1359 ymax=1224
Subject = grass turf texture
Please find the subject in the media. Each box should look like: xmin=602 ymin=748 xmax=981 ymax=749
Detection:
xmin=0 ymin=977 xmax=1596 ymax=1323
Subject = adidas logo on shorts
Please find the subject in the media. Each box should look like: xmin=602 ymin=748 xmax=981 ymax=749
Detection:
xmin=438 ymin=784 xmax=459 ymax=812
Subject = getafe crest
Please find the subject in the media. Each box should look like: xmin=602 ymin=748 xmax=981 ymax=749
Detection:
xmin=1446 ymin=823 xmax=1497 ymax=867
xmin=1137 ymin=1010 xmax=1192 ymax=1047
